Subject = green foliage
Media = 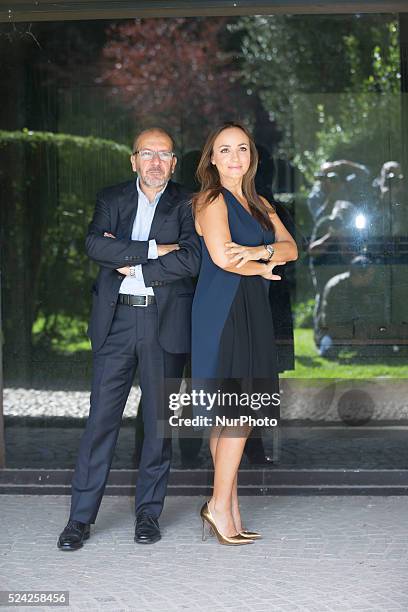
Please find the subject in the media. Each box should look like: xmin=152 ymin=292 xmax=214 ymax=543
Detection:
xmin=293 ymin=299 xmax=315 ymax=329
xmin=294 ymin=22 xmax=401 ymax=183
xmin=0 ymin=128 xmax=131 ymax=155
xmin=1 ymin=129 xmax=132 ymax=345
xmin=233 ymin=15 xmax=401 ymax=182
xmin=32 ymin=314 xmax=90 ymax=352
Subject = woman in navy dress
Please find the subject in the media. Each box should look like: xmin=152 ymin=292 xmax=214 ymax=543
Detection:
xmin=192 ymin=122 xmax=298 ymax=545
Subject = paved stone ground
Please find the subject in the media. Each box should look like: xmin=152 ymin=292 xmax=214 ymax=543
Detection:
xmin=1 ymin=495 xmax=408 ymax=611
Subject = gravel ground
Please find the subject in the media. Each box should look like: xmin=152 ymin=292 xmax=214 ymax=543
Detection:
xmin=3 ymin=386 xmax=141 ymax=419
xmin=4 ymin=378 xmax=408 ymax=421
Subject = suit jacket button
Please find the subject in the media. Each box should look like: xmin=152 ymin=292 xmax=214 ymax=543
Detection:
xmin=110 ymin=301 xmax=116 ymax=307
xmin=117 ymin=274 xmax=122 ymax=279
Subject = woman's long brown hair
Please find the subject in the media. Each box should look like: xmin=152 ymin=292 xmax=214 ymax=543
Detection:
xmin=192 ymin=121 xmax=274 ymax=230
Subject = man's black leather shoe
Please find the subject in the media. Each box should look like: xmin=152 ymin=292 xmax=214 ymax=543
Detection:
xmin=134 ymin=512 xmax=161 ymax=544
xmin=57 ymin=520 xmax=90 ymax=551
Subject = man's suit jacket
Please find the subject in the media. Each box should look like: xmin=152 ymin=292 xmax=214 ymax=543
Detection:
xmin=86 ymin=179 xmax=201 ymax=354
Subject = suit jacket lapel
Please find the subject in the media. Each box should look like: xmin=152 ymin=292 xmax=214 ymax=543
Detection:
xmin=148 ymin=181 xmax=177 ymax=239
xmin=117 ymin=180 xmax=139 ymax=239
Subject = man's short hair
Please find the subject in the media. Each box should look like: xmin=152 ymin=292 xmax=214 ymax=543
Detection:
xmin=132 ymin=128 xmax=175 ymax=154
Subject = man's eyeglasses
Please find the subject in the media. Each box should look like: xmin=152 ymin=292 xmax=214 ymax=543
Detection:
xmin=134 ymin=149 xmax=174 ymax=162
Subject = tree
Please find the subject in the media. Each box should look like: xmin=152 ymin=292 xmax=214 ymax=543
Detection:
xmin=232 ymin=14 xmax=401 ymax=179
xmin=0 ymin=129 xmax=130 ymax=383
xmin=99 ymin=18 xmax=251 ymax=151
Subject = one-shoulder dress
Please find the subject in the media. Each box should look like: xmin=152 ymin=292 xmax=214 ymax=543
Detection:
xmin=191 ymin=188 xmax=279 ymax=422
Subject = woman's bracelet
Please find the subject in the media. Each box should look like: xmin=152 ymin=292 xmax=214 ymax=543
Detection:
xmin=264 ymin=244 xmax=274 ymax=261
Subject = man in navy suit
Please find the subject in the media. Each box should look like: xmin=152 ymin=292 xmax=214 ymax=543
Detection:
xmin=58 ymin=128 xmax=201 ymax=549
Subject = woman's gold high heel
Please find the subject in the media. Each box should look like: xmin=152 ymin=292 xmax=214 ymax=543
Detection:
xmin=208 ymin=526 xmax=262 ymax=539
xmin=240 ymin=530 xmax=262 ymax=539
xmin=200 ymin=502 xmax=254 ymax=545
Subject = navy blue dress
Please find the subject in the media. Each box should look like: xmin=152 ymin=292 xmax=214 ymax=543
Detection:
xmin=192 ymin=188 xmax=279 ymax=419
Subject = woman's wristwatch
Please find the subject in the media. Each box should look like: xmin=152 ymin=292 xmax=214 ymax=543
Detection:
xmin=264 ymin=244 xmax=274 ymax=262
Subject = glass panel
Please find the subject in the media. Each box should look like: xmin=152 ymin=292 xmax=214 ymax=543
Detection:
xmin=1 ymin=13 xmax=407 ymax=471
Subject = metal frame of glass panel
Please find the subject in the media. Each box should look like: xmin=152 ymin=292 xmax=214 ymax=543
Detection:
xmin=1 ymin=0 xmax=408 ymax=23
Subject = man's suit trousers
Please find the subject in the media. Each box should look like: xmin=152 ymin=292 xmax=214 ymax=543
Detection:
xmin=69 ymin=301 xmax=185 ymax=523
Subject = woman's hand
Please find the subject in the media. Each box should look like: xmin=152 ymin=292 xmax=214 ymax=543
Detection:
xmin=116 ymin=266 xmax=131 ymax=276
xmin=225 ymin=241 xmax=267 ymax=268
xmin=261 ymin=260 xmax=286 ymax=281
xmin=157 ymin=243 xmax=180 ymax=256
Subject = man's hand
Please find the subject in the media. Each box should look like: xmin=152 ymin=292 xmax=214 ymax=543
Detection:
xmin=157 ymin=244 xmax=180 ymax=256
xmin=261 ymin=260 xmax=286 ymax=281
xmin=104 ymin=232 xmax=116 ymax=239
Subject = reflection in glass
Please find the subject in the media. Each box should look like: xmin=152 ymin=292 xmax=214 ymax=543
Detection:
xmin=0 ymin=13 xmax=407 ymax=472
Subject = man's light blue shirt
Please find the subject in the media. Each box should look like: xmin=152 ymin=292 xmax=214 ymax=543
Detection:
xmin=119 ymin=177 xmax=167 ymax=296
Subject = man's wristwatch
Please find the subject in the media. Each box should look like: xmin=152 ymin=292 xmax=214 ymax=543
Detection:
xmin=264 ymin=244 xmax=274 ymax=262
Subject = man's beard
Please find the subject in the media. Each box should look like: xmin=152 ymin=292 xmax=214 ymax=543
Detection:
xmin=140 ymin=171 xmax=167 ymax=188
